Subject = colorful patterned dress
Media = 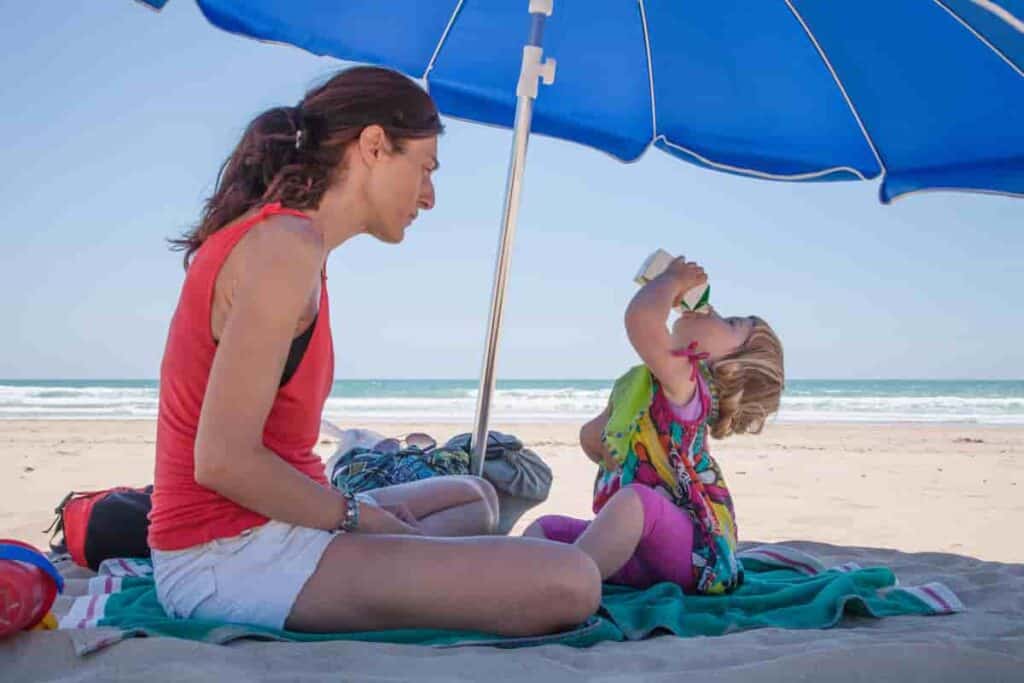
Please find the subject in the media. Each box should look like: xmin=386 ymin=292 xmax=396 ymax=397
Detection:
xmin=594 ymin=343 xmax=742 ymax=594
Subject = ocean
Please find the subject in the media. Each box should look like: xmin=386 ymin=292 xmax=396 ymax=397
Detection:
xmin=1 ymin=379 xmax=1022 ymax=425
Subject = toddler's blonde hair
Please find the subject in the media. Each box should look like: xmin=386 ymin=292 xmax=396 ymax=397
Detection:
xmin=709 ymin=317 xmax=784 ymax=439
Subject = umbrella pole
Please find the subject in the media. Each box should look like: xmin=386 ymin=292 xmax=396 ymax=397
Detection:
xmin=470 ymin=0 xmax=556 ymax=476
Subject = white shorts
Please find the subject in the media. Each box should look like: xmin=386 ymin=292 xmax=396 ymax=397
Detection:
xmin=152 ymin=520 xmax=337 ymax=630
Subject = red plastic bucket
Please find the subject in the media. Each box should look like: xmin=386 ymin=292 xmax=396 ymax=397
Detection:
xmin=0 ymin=539 xmax=63 ymax=638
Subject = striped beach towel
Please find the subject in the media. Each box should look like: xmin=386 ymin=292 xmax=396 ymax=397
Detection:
xmin=58 ymin=544 xmax=963 ymax=655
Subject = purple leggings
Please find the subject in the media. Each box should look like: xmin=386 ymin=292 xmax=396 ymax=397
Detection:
xmin=535 ymin=484 xmax=696 ymax=591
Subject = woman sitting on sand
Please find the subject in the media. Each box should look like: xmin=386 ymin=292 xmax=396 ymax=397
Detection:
xmin=526 ymin=259 xmax=784 ymax=594
xmin=148 ymin=66 xmax=600 ymax=635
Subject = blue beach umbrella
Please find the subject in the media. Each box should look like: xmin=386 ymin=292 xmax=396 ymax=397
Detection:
xmin=136 ymin=0 xmax=1024 ymax=472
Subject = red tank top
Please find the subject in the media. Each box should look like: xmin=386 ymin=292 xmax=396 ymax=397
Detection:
xmin=149 ymin=203 xmax=334 ymax=551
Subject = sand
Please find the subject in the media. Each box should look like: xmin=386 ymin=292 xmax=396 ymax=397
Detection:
xmin=1 ymin=420 xmax=1022 ymax=681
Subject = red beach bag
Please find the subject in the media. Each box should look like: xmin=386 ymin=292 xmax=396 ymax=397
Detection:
xmin=47 ymin=486 xmax=153 ymax=570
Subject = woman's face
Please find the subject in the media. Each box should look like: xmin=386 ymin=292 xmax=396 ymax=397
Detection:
xmin=364 ymin=134 xmax=438 ymax=243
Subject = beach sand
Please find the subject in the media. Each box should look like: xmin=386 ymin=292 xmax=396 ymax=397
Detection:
xmin=2 ymin=420 xmax=1022 ymax=681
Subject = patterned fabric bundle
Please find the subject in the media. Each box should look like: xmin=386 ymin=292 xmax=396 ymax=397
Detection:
xmin=328 ymin=446 xmax=469 ymax=494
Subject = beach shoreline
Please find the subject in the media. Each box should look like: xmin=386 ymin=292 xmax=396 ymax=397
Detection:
xmin=3 ymin=378 xmax=1022 ymax=425
xmin=1 ymin=419 xmax=1020 ymax=563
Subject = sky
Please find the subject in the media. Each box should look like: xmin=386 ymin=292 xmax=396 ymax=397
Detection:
xmin=0 ymin=2 xmax=1021 ymax=381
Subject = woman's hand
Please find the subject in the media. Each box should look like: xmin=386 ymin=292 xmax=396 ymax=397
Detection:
xmin=356 ymin=499 xmax=422 ymax=535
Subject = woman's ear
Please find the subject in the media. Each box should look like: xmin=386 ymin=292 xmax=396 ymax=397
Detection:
xmin=357 ymin=125 xmax=388 ymax=166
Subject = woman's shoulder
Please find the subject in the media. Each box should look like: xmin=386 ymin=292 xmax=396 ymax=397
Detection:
xmin=238 ymin=213 xmax=324 ymax=276
xmin=249 ymin=213 xmax=322 ymax=256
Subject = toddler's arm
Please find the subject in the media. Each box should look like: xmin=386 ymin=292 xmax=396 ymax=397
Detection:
xmin=580 ymin=401 xmax=617 ymax=469
xmin=625 ymin=258 xmax=706 ymax=404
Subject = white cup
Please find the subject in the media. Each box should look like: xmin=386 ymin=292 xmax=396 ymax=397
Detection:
xmin=634 ymin=249 xmax=710 ymax=313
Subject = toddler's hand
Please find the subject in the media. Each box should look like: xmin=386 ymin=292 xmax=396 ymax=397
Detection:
xmin=661 ymin=258 xmax=707 ymax=294
xmin=601 ymin=451 xmax=619 ymax=471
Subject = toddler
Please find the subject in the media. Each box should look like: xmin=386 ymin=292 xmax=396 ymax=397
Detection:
xmin=525 ymin=259 xmax=784 ymax=594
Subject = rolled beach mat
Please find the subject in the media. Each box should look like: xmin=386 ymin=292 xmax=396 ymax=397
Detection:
xmin=0 ymin=539 xmax=63 ymax=637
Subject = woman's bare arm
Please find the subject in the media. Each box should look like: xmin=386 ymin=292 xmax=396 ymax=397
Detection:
xmin=192 ymin=217 xmax=354 ymax=530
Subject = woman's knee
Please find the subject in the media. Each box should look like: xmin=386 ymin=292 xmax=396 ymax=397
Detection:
xmin=460 ymin=475 xmax=500 ymax=531
xmin=444 ymin=474 xmax=493 ymax=502
xmin=550 ymin=546 xmax=602 ymax=625
xmin=528 ymin=543 xmax=601 ymax=628
xmin=372 ymin=476 xmax=496 ymax=536
xmin=470 ymin=476 xmax=500 ymax=516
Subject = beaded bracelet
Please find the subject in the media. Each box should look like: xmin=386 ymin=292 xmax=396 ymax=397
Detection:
xmin=338 ymin=492 xmax=360 ymax=532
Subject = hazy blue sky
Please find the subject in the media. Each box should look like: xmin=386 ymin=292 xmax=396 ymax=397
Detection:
xmin=1 ymin=2 xmax=1021 ymax=380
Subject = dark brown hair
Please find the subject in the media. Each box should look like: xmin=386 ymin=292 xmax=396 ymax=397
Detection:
xmin=171 ymin=66 xmax=443 ymax=268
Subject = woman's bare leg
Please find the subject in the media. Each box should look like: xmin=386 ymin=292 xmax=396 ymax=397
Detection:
xmin=365 ymin=476 xmax=499 ymax=536
xmin=286 ymin=533 xmax=601 ymax=636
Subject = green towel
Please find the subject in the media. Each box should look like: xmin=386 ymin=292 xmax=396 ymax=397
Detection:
xmin=59 ymin=545 xmax=962 ymax=656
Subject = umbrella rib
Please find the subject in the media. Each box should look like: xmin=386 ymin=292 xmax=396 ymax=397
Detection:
xmin=969 ymin=0 xmax=1024 ymax=35
xmin=932 ymin=0 xmax=1024 ymax=78
xmin=782 ymin=0 xmax=888 ymax=178
xmin=642 ymin=1 xmax=861 ymax=181
xmin=422 ymin=0 xmax=467 ymax=83
xmin=638 ymin=0 xmax=658 ymax=141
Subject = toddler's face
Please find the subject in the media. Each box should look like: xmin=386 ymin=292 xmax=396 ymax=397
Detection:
xmin=671 ymin=307 xmax=754 ymax=361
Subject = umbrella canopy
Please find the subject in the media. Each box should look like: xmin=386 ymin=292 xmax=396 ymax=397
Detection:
xmin=140 ymin=0 xmax=1023 ymax=201
xmin=136 ymin=0 xmax=1024 ymax=471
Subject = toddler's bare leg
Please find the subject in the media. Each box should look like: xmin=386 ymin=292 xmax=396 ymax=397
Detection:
xmin=573 ymin=487 xmax=645 ymax=580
